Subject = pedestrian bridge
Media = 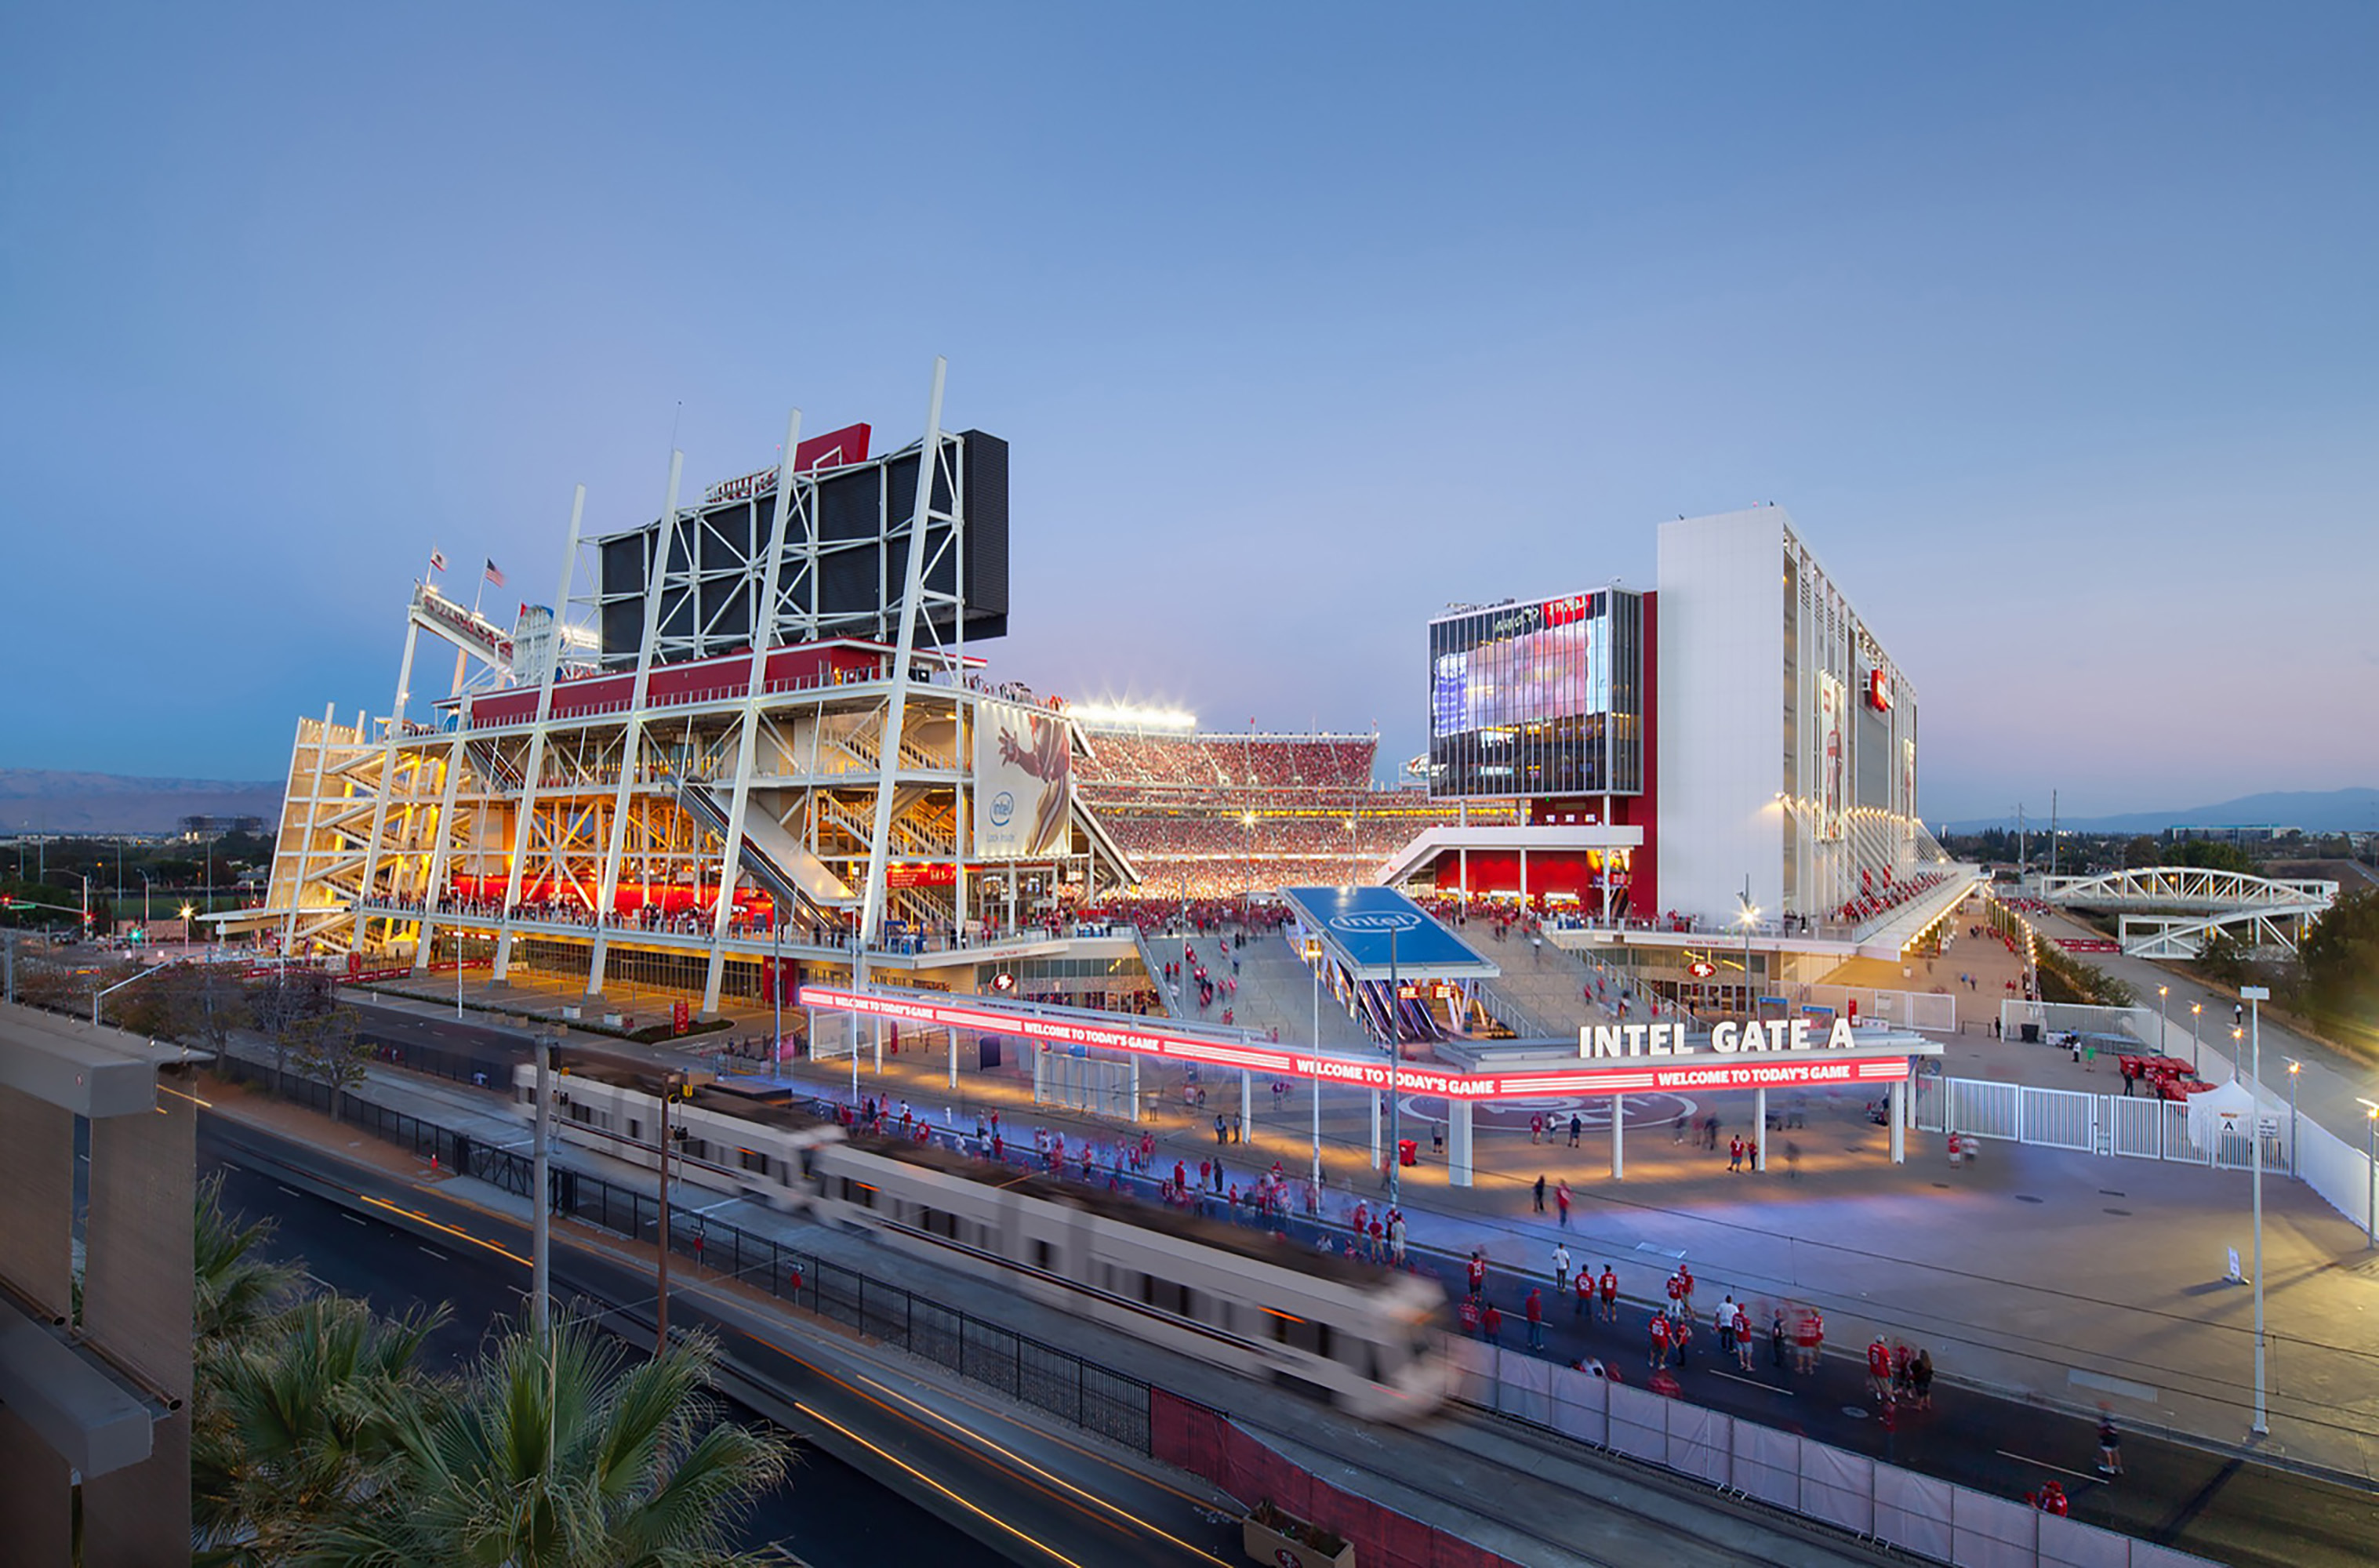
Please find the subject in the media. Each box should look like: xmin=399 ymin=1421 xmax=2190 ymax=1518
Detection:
xmin=2036 ymin=867 xmax=2337 ymax=959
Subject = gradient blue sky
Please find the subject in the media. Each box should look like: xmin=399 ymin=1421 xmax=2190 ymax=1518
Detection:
xmin=4 ymin=3 xmax=2373 ymax=822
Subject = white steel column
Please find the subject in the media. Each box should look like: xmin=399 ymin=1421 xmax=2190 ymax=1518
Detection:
xmin=496 ymin=485 xmax=585 ymax=982
xmin=1754 ymin=1087 xmax=1768 ymax=1171
xmin=1448 ymin=1100 xmax=1474 ymax=1187
xmin=855 ymin=358 xmax=946 ymax=949
xmin=590 ymin=452 xmax=683 ymax=996
xmin=1369 ymin=1089 xmax=1382 ymax=1168
xmin=410 ymin=716 xmax=472 ymax=974
xmin=282 ymin=702 xmax=338 ymax=956
xmin=1611 ymin=1091 xmax=1626 ymax=1180
xmin=703 ymin=410 xmax=803 ymax=1015
xmin=1888 ymin=1076 xmax=1906 ymax=1164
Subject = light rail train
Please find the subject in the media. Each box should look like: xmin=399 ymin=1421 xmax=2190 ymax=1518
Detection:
xmin=514 ymin=1062 xmax=1448 ymax=1419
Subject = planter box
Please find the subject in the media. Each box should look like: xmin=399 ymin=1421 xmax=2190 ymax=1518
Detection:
xmin=1242 ymin=1515 xmax=1354 ymax=1568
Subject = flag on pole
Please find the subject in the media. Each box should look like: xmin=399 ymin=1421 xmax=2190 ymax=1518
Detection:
xmin=429 ymin=547 xmax=447 ymax=573
xmin=484 ymin=558 xmax=507 ymax=588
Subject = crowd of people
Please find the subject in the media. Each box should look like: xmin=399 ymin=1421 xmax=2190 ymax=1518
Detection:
xmin=1073 ymin=731 xmax=1378 ymax=792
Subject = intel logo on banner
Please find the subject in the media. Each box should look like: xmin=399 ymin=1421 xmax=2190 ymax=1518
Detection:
xmin=1330 ymin=912 xmax=1423 ymax=932
xmin=988 ymin=790 xmax=1015 ymax=827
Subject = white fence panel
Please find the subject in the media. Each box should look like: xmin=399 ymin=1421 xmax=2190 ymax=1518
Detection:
xmin=1952 ymin=1487 xmax=2039 ymax=1568
xmin=1873 ymin=1464 xmax=1956 ymax=1563
xmin=2106 ymin=1095 xmax=2164 ymax=1160
xmin=1501 ymin=1348 xmax=1555 ymax=1428
xmin=1605 ymin=1381 xmax=1669 ymax=1463
xmin=2297 ymin=1119 xmax=2377 ymax=1237
xmin=1731 ymin=1419 xmax=1801 ymax=1509
xmin=1948 ymin=1079 xmax=2022 ymax=1140
xmin=1545 ymin=1363 xmax=1608 ymax=1447
xmin=1800 ymin=1442 xmax=1875 ymax=1536
xmin=1445 ymin=1334 xmax=1497 ymax=1406
xmin=2020 ymin=1086 xmax=2098 ymax=1152
xmin=2036 ymin=1514 xmax=2134 ymax=1568
xmin=1664 ymin=1401 xmax=1731 ymax=1484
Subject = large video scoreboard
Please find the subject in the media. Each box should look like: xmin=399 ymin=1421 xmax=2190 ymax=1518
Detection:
xmin=1428 ymin=588 xmax=1644 ymax=800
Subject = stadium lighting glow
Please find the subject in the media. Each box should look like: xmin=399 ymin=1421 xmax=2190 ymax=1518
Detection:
xmin=1067 ymin=702 xmax=1197 ymax=731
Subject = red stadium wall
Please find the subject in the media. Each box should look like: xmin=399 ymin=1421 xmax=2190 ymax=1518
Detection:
xmin=1152 ymin=1391 xmax=1525 ymax=1568
xmin=445 ymin=873 xmax=772 ymax=919
xmin=1618 ymin=590 xmax=1658 ymax=916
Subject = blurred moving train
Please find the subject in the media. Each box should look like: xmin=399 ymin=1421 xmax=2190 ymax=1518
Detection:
xmin=514 ymin=1062 xmax=1448 ymax=1419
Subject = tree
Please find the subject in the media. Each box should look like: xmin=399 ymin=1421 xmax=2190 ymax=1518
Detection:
xmin=2194 ymin=927 xmax=2254 ymax=987
xmin=2168 ymin=838 xmax=2257 ymax=876
xmin=193 ymin=1173 xmax=306 ymax=1346
xmin=2297 ymin=888 xmax=2379 ymax=1022
xmin=300 ymin=1320 xmax=794 ymax=1568
xmin=251 ymin=971 xmax=335 ymax=1084
xmin=287 ymin=1004 xmax=372 ymax=1096
xmin=2123 ymin=837 xmax=2161 ymax=869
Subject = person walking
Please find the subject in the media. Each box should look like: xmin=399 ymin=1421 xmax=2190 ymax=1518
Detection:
xmin=1555 ymin=1180 xmax=1572 ymax=1228
xmin=1716 ymin=1297 xmax=1738 ymax=1363
xmin=1912 ymin=1348 xmax=1935 ymax=1409
xmin=1574 ymin=1265 xmax=1594 ymax=1318
xmin=1599 ymin=1265 xmax=1619 ymax=1323
xmin=1648 ymin=1308 xmax=1672 ymax=1370
xmin=1526 ymin=1288 xmax=1546 ymax=1351
xmin=1552 ymin=1242 xmax=1572 ymax=1295
xmin=1728 ymin=1135 xmax=1745 ymax=1173
xmin=1769 ymin=1309 xmax=1789 ymax=1369
xmin=1733 ymin=1301 xmax=1754 ymax=1370
xmin=1866 ymin=1336 xmax=1891 ymax=1401
xmin=1533 ymin=1174 xmax=1547 ymax=1214
xmin=1676 ymin=1263 xmax=1694 ymax=1314
xmin=1570 ymin=1113 xmax=1584 ymax=1148
xmin=2097 ymin=1413 xmax=2124 ymax=1477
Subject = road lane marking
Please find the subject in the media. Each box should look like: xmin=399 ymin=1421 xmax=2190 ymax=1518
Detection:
xmin=418 ymin=1246 xmax=447 ymax=1260
xmin=1710 ymin=1370 xmax=1795 ymax=1396
xmin=1998 ymin=1449 xmax=2098 ymax=1482
xmin=343 ymin=1214 xmax=368 ymax=1226
xmin=277 ymin=1185 xmax=300 ymax=1197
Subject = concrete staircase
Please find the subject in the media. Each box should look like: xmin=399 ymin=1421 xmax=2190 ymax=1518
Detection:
xmin=1172 ymin=927 xmax=1375 ymax=1051
xmin=1471 ymin=928 xmax=1622 ymax=1042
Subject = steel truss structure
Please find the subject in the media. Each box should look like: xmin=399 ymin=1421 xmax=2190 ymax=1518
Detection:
xmin=2039 ymin=867 xmax=2340 ymax=959
xmin=261 ymin=367 xmax=1135 ymax=1015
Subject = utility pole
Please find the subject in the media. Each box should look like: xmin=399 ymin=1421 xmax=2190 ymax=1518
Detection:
xmin=2243 ymin=984 xmax=2269 ymax=1437
xmin=2016 ymin=804 xmax=2027 ymax=887
xmin=656 ymin=1073 xmax=676 ymax=1355
xmin=532 ymin=1023 xmax=556 ymax=1338
xmin=2050 ymin=789 xmax=2059 ymax=882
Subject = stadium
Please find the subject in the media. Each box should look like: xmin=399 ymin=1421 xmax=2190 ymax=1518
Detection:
xmin=253 ymin=377 xmax=1972 ymax=1039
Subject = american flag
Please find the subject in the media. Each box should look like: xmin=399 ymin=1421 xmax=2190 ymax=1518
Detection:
xmin=484 ymin=559 xmax=506 ymax=589
xmin=428 ymin=547 xmax=447 ymax=573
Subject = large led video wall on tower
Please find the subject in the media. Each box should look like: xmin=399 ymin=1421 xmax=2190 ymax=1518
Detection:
xmin=1427 ymin=589 xmax=1644 ymax=799
xmin=594 ymin=428 xmax=1010 ymax=670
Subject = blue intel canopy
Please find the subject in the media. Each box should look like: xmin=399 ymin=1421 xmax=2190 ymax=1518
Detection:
xmin=1279 ymin=885 xmax=1499 ymax=979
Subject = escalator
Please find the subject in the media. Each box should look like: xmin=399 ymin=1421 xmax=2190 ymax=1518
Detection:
xmin=673 ymin=781 xmax=852 ymax=932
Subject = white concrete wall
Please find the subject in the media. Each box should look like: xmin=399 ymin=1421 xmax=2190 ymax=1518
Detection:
xmin=1655 ymin=509 xmax=1788 ymax=924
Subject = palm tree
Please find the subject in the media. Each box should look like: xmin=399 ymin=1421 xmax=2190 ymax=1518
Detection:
xmin=193 ymin=1173 xmax=305 ymax=1347
xmin=192 ymin=1294 xmax=448 ymax=1566
xmin=294 ymin=1317 xmax=794 ymax=1567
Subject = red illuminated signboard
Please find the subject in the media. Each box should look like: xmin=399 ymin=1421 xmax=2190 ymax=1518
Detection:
xmin=1868 ymin=668 xmax=1892 ymax=712
xmin=798 ymin=985 xmax=1915 ymax=1101
xmin=886 ymin=862 xmax=957 ymax=889
xmin=1542 ymin=593 xmax=1594 ymax=627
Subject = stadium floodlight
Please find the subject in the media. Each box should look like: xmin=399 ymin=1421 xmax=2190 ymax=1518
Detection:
xmin=1066 ymin=702 xmax=1197 ymax=732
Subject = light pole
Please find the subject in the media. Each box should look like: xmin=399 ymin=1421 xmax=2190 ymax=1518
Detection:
xmin=1307 ymin=937 xmax=1324 ymax=1189
xmin=1737 ymin=877 xmax=1760 ymax=1022
xmin=2357 ymin=1099 xmax=2377 ymax=1250
xmin=2286 ymin=1060 xmax=2301 ymax=1177
xmin=2157 ymin=985 xmax=2170 ymax=1054
xmin=656 ymin=1069 xmax=685 ymax=1355
xmin=139 ymin=870 xmax=153 ymax=926
xmin=2189 ymin=1002 xmax=2203 ymax=1073
xmin=1387 ymin=922 xmax=1401 ymax=1210
xmin=2241 ymin=984 xmax=2270 ymax=1438
xmin=532 ymin=1023 xmax=558 ymax=1337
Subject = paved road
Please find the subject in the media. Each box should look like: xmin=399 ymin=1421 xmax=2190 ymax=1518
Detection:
xmin=202 ymin=1123 xmax=1012 ymax=1568
xmin=202 ymin=1113 xmax=1247 ymax=1568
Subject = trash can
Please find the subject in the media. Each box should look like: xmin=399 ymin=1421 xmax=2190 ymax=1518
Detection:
xmin=1399 ymin=1139 xmax=1418 ymax=1167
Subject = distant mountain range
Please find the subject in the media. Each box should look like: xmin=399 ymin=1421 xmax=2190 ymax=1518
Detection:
xmin=0 ymin=769 xmax=282 ymax=835
xmin=1942 ymin=787 xmax=2379 ymax=837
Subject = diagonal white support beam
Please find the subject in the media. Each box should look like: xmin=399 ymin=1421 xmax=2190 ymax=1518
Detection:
xmin=703 ymin=408 xmax=803 ymax=1015
xmin=856 ymin=358 xmax=946 ymax=951
xmin=496 ymin=485 xmax=587 ymax=982
xmin=590 ymin=453 xmax=683 ymax=996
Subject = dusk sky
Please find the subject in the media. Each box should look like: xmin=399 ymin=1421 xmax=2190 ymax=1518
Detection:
xmin=4 ymin=3 xmax=2372 ymax=823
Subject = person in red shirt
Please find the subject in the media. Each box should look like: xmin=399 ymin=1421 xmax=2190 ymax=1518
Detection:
xmin=1732 ymin=1301 xmax=1753 ymax=1370
xmin=1525 ymin=1288 xmax=1545 ymax=1350
xmin=1795 ymin=1308 xmax=1822 ymax=1374
xmin=1665 ymin=1271 xmax=1683 ymax=1310
xmin=1575 ymin=1267 xmax=1594 ymax=1318
xmin=1648 ymin=1310 xmax=1672 ymax=1370
xmin=1467 ymin=1251 xmax=1487 ymax=1301
xmin=1676 ymin=1264 xmax=1694 ymax=1313
xmin=1599 ymin=1266 xmax=1619 ymax=1323
xmin=1555 ymin=1180 xmax=1571 ymax=1228
xmin=1483 ymin=1303 xmax=1504 ymax=1345
xmin=1729 ymin=1135 xmax=1745 ymax=1172
xmin=1867 ymin=1336 xmax=1891 ymax=1399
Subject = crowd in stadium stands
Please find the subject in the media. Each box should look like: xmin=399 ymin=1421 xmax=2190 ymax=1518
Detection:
xmin=1836 ymin=869 xmax=1951 ymax=924
xmin=1073 ymin=731 xmax=1376 ymax=792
